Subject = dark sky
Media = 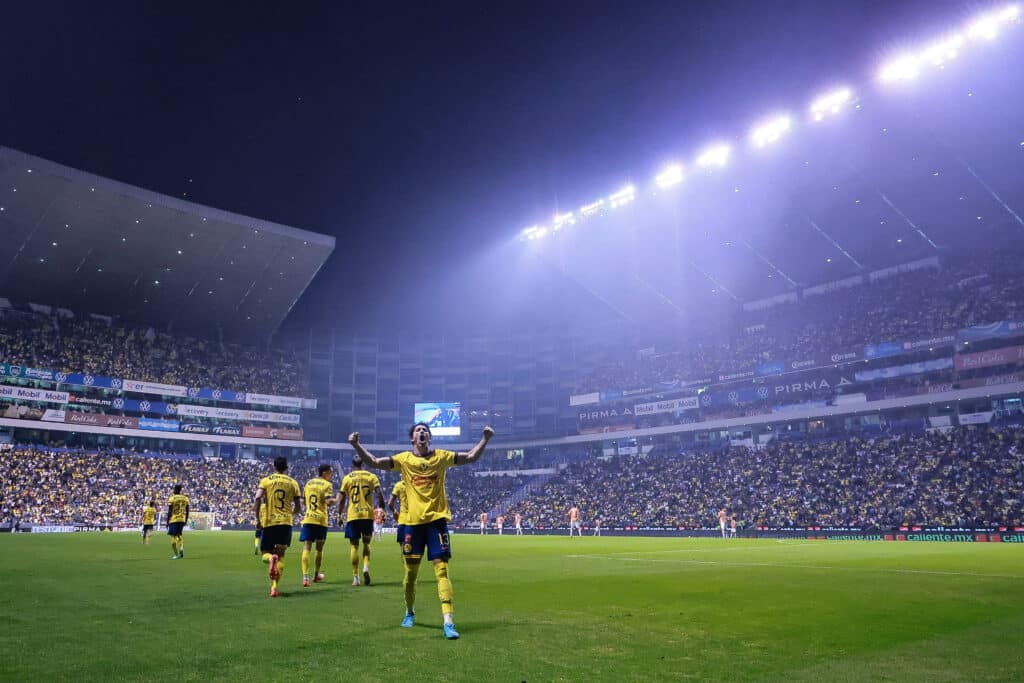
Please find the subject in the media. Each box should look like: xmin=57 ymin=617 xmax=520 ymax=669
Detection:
xmin=2 ymin=0 xmax=959 ymax=329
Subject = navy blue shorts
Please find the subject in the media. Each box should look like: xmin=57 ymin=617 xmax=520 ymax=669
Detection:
xmin=260 ymin=525 xmax=293 ymax=553
xmin=401 ymin=519 xmax=451 ymax=562
xmin=395 ymin=523 xmax=407 ymax=544
xmin=167 ymin=522 xmax=185 ymax=536
xmin=344 ymin=519 xmax=374 ymax=542
xmin=255 ymin=528 xmax=262 ymax=538
xmin=142 ymin=524 xmax=154 ymax=533
xmin=299 ymin=524 xmax=328 ymax=543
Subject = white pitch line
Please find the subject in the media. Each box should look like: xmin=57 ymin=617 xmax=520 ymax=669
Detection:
xmin=565 ymin=554 xmax=1024 ymax=580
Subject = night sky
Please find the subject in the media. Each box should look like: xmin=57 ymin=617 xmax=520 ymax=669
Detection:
xmin=2 ymin=0 xmax=956 ymax=330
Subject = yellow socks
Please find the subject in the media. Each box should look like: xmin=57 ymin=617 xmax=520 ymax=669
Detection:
xmin=434 ymin=561 xmax=454 ymax=616
xmin=350 ymin=545 xmax=360 ymax=576
xmin=262 ymin=552 xmax=272 ymax=563
xmin=314 ymin=551 xmax=323 ymax=575
xmin=301 ymin=549 xmax=310 ymax=576
xmin=362 ymin=544 xmax=371 ymax=573
xmin=171 ymin=539 xmax=178 ymax=554
xmin=403 ymin=559 xmax=420 ymax=611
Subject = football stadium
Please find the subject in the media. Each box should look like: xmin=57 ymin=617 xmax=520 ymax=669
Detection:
xmin=2 ymin=3 xmax=1024 ymax=681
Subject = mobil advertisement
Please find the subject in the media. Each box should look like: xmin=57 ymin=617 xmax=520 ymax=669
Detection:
xmin=634 ymin=396 xmax=699 ymax=416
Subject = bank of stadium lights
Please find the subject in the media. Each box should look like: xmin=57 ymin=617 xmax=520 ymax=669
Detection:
xmin=695 ymin=143 xmax=731 ymax=169
xmin=750 ymin=115 xmax=792 ymax=148
xmin=552 ymin=212 xmax=575 ymax=231
xmin=655 ymin=163 xmax=684 ymax=189
xmin=519 ymin=225 xmax=547 ymax=241
xmin=580 ymin=198 xmax=605 ymax=217
xmin=608 ymin=184 xmax=636 ymax=208
xmin=810 ymin=87 xmax=853 ymax=121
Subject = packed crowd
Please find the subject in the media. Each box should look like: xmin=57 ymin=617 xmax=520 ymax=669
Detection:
xmin=6 ymin=424 xmax=1020 ymax=531
xmin=575 ymin=251 xmax=1024 ymax=393
xmin=0 ymin=445 xmax=332 ymax=528
xmin=0 ymin=312 xmax=306 ymax=395
xmin=504 ymin=425 xmax=1024 ymax=529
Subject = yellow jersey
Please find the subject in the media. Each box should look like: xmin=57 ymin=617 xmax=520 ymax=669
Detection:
xmin=391 ymin=449 xmax=457 ymax=525
xmin=341 ymin=470 xmax=381 ymax=521
xmin=167 ymin=494 xmax=190 ymax=524
xmin=142 ymin=506 xmax=156 ymax=525
xmin=258 ymin=473 xmax=301 ymax=527
xmin=302 ymin=477 xmax=334 ymax=527
xmin=391 ymin=480 xmax=408 ymax=525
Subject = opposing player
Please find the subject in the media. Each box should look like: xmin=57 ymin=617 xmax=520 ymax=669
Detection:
xmin=496 ymin=514 xmax=504 ymax=536
xmin=338 ymin=456 xmax=384 ymax=586
xmin=515 ymin=512 xmax=523 ymax=536
xmin=301 ymin=464 xmax=337 ymax=587
xmin=388 ymin=478 xmax=409 ymax=560
xmin=718 ymin=509 xmax=728 ymax=538
xmin=141 ymin=499 xmax=156 ymax=545
xmin=568 ymin=504 xmax=581 ymax=537
xmin=479 ymin=511 xmax=488 ymax=535
xmin=730 ymin=514 xmax=738 ymax=538
xmin=254 ymin=456 xmax=302 ymax=597
xmin=373 ymin=505 xmax=386 ymax=541
xmin=593 ymin=518 xmax=602 ymax=536
xmin=167 ymin=485 xmax=189 ymax=558
xmin=350 ymin=423 xmax=494 ymax=640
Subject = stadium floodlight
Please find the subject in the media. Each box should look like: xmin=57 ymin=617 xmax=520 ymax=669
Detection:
xmin=1000 ymin=4 xmax=1021 ymax=22
xmin=921 ymin=34 xmax=965 ymax=66
xmin=552 ymin=212 xmax=576 ymax=231
xmin=579 ymin=199 xmax=605 ymax=217
xmin=967 ymin=14 xmax=1000 ymax=40
xmin=519 ymin=225 xmax=548 ymax=241
xmin=750 ymin=114 xmax=792 ymax=148
xmin=878 ymin=53 xmax=921 ymax=83
xmin=655 ymin=163 xmax=684 ymax=189
xmin=809 ymin=87 xmax=853 ymax=121
xmin=608 ymin=184 xmax=636 ymax=208
xmin=695 ymin=143 xmax=731 ymax=169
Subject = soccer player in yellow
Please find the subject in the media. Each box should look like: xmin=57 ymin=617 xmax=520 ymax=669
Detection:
xmin=300 ymin=464 xmax=337 ymax=587
xmin=338 ymin=456 xmax=384 ymax=586
xmin=141 ymin=500 xmax=156 ymax=545
xmin=350 ymin=422 xmax=494 ymax=640
xmin=167 ymin=485 xmax=189 ymax=559
xmin=254 ymin=496 xmax=268 ymax=555
xmin=387 ymin=479 xmax=409 ymax=559
xmin=254 ymin=456 xmax=302 ymax=598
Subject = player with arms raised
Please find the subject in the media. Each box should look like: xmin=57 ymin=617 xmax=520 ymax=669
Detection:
xmin=254 ymin=457 xmax=302 ymax=597
xmin=338 ymin=456 xmax=385 ymax=586
xmin=301 ymin=464 xmax=337 ymax=587
xmin=350 ymin=423 xmax=494 ymax=640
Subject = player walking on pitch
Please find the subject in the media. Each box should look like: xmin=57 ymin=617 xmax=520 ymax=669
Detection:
xmin=568 ymin=505 xmax=581 ymax=537
xmin=255 ymin=457 xmax=302 ymax=597
xmin=496 ymin=514 xmax=504 ymax=535
xmin=374 ymin=505 xmax=386 ymax=540
xmin=167 ymin=485 xmax=189 ymax=558
xmin=479 ymin=512 xmax=488 ymax=535
xmin=730 ymin=514 xmax=737 ymax=538
xmin=350 ymin=422 xmax=494 ymax=640
xmin=141 ymin=499 xmax=156 ymax=545
xmin=718 ymin=509 xmax=728 ymax=538
xmin=515 ymin=512 xmax=523 ymax=536
xmin=301 ymin=464 xmax=337 ymax=587
xmin=338 ymin=456 xmax=385 ymax=586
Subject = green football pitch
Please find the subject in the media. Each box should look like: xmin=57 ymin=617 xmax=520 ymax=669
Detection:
xmin=2 ymin=532 xmax=1022 ymax=682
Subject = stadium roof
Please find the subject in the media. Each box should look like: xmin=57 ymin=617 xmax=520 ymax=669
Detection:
xmin=0 ymin=146 xmax=334 ymax=340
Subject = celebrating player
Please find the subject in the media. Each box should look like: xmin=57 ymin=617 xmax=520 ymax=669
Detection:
xmin=141 ymin=499 xmax=156 ymax=545
xmin=301 ymin=464 xmax=337 ymax=587
xmin=350 ymin=423 xmax=494 ymax=640
xmin=338 ymin=455 xmax=384 ymax=586
xmin=167 ymin=485 xmax=189 ymax=558
xmin=254 ymin=457 xmax=302 ymax=597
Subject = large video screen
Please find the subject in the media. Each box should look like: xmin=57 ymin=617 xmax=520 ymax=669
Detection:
xmin=413 ymin=401 xmax=461 ymax=437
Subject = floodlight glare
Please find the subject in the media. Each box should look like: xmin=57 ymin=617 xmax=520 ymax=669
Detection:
xmin=696 ymin=143 xmax=731 ymax=168
xmin=968 ymin=14 xmax=1000 ymax=40
xmin=551 ymin=212 xmax=576 ymax=230
xmin=810 ymin=87 xmax=853 ymax=121
xmin=608 ymin=184 xmax=637 ymax=207
xmin=655 ymin=163 xmax=684 ymax=189
xmin=519 ymin=225 xmax=548 ymax=241
xmin=750 ymin=114 xmax=793 ymax=148
xmin=879 ymin=54 xmax=920 ymax=83
xmin=921 ymin=34 xmax=965 ymax=65
xmin=580 ymin=199 xmax=605 ymax=217
xmin=1000 ymin=4 xmax=1021 ymax=22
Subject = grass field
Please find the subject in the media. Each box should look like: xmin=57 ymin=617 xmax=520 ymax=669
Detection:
xmin=2 ymin=532 xmax=1023 ymax=682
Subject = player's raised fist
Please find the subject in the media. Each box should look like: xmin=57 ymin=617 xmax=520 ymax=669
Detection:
xmin=348 ymin=432 xmax=360 ymax=446
xmin=482 ymin=426 xmax=495 ymax=440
